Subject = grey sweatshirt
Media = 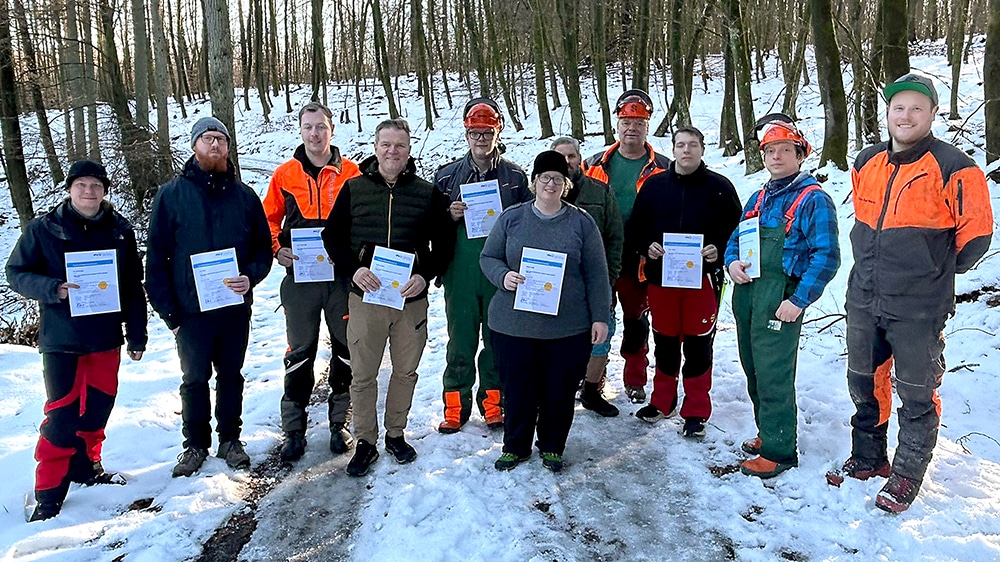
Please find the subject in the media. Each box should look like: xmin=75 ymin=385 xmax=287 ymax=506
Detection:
xmin=480 ymin=202 xmax=610 ymax=339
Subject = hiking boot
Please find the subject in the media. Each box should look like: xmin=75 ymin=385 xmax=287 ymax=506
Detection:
xmin=625 ymin=385 xmax=646 ymax=404
xmin=540 ymin=452 xmax=563 ymax=472
xmin=29 ymin=501 xmax=62 ymax=522
xmin=494 ymin=452 xmax=530 ymax=471
xmin=740 ymin=456 xmax=796 ymax=479
xmin=876 ymin=473 xmax=921 ymax=513
xmin=741 ymin=436 xmax=762 ymax=456
xmin=636 ymin=404 xmax=666 ymax=423
xmin=329 ymin=423 xmax=354 ymax=455
xmin=172 ymin=447 xmax=208 ymax=478
xmin=682 ymin=418 xmax=706 ymax=439
xmin=826 ymin=457 xmax=892 ymax=487
xmin=581 ymin=381 xmax=620 ymax=417
xmin=217 ymin=440 xmax=251 ymax=470
xmin=438 ymin=419 xmax=464 ymax=434
xmin=485 ymin=412 xmax=505 ymax=431
xmin=280 ymin=431 xmax=306 ymax=461
xmin=346 ymin=439 xmax=379 ymax=477
xmin=385 ymin=435 xmax=417 ymax=464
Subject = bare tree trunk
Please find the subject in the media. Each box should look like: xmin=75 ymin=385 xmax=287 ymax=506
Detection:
xmin=310 ymin=0 xmax=324 ymax=101
xmin=79 ymin=0 xmax=101 ymax=161
xmin=592 ymin=0 xmax=614 ymax=144
xmin=169 ymin=0 xmax=189 ymax=116
xmin=669 ymin=0 xmax=689 ymax=128
xmin=238 ymin=0 xmax=251 ymax=110
xmin=556 ymin=0 xmax=583 ymax=139
xmin=65 ymin=0 xmax=85 ymax=161
xmin=0 ymin=0 xmax=33 ymax=230
xmin=483 ymin=0 xmax=522 ymax=130
xmin=284 ymin=0 xmax=292 ymax=112
xmin=986 ymin=0 xmax=1000 ymax=165
xmin=811 ymin=0 xmax=849 ymax=170
xmin=252 ymin=0 xmax=271 ymax=121
xmin=719 ymin=42 xmax=742 ymax=156
xmin=947 ymin=0 xmax=971 ymax=119
xmin=428 ymin=0 xmax=453 ymax=108
xmin=632 ymin=0 xmax=652 ymax=91
xmin=132 ymin=0 xmax=150 ymax=129
xmin=371 ymin=0 xmax=399 ymax=118
xmin=722 ymin=0 xmax=763 ymax=173
xmin=11 ymin=0 xmax=63 ymax=184
xmin=882 ymin=0 xmax=910 ymax=81
xmin=203 ymin=0 xmax=241 ymax=174
xmin=460 ymin=0 xmax=489 ymax=97
xmin=530 ymin=0 xmax=553 ymax=138
xmin=412 ymin=0 xmax=433 ymax=129
xmin=150 ymin=0 xmax=173 ymax=171
xmin=268 ymin=0 xmax=279 ymax=95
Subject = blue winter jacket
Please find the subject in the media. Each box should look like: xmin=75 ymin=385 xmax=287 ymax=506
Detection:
xmin=724 ymin=172 xmax=841 ymax=308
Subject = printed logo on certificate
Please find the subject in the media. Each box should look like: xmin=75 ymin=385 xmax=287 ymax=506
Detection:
xmin=661 ymin=233 xmax=703 ymax=289
xmin=291 ymin=227 xmax=335 ymax=283
xmin=65 ymin=249 xmax=121 ymax=317
xmin=363 ymin=246 xmax=415 ymax=310
xmin=514 ymin=247 xmax=567 ymax=316
xmin=738 ymin=217 xmax=761 ymax=279
xmin=190 ymin=248 xmax=244 ymax=312
xmin=459 ymin=179 xmax=503 ymax=239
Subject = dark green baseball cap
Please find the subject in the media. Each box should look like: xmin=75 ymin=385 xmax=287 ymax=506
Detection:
xmin=883 ymin=73 xmax=938 ymax=106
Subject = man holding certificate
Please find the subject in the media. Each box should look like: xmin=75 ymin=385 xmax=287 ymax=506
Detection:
xmin=323 ymin=119 xmax=454 ymax=477
xmin=7 ymin=160 xmax=147 ymax=522
xmin=263 ymin=102 xmax=361 ymax=462
xmin=723 ymin=115 xmax=840 ymax=479
xmin=625 ymin=127 xmax=741 ymax=438
xmin=146 ymin=117 xmax=273 ymax=478
xmin=432 ymin=98 xmax=530 ymax=434
xmin=480 ymin=151 xmax=610 ymax=473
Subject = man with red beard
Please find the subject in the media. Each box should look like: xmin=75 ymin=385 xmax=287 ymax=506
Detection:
xmin=146 ymin=117 xmax=273 ymax=478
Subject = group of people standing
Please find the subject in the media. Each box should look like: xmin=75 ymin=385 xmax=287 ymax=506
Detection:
xmin=7 ymin=72 xmax=991 ymax=523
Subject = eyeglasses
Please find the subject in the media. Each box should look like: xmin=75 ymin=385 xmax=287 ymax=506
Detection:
xmin=537 ymin=174 xmax=566 ymax=187
xmin=199 ymin=134 xmax=229 ymax=146
xmin=466 ymin=130 xmax=496 ymax=141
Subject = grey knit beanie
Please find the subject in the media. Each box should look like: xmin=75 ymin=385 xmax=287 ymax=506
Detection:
xmin=190 ymin=116 xmax=231 ymax=148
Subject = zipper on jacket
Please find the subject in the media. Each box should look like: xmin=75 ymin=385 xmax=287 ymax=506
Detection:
xmin=890 ymin=172 xmax=929 ymax=216
xmin=872 ymin=162 xmax=901 ymax=308
xmin=387 ymin=185 xmax=394 ymax=248
xmin=957 ymin=178 xmax=964 ymax=216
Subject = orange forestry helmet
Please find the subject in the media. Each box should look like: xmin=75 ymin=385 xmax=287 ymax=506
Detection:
xmin=463 ymin=98 xmax=504 ymax=131
xmin=614 ymin=89 xmax=654 ymax=119
xmin=755 ymin=113 xmax=811 ymax=157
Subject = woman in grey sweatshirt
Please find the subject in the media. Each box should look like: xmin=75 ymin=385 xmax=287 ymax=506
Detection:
xmin=480 ymin=150 xmax=610 ymax=472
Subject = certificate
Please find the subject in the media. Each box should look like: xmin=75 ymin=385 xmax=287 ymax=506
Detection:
xmin=190 ymin=248 xmax=244 ymax=312
xmin=738 ymin=217 xmax=761 ymax=279
xmin=514 ymin=247 xmax=567 ymax=316
xmin=362 ymin=246 xmax=415 ymax=310
xmin=661 ymin=233 xmax=704 ymax=289
xmin=291 ymin=227 xmax=335 ymax=283
xmin=460 ymin=180 xmax=503 ymax=239
xmin=65 ymin=249 xmax=121 ymax=317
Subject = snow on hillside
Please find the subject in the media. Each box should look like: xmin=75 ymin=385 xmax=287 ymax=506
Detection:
xmin=2 ymin=41 xmax=1000 ymax=561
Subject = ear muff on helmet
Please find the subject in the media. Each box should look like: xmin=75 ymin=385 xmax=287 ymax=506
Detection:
xmin=614 ymin=89 xmax=654 ymax=119
xmin=463 ymin=100 xmax=504 ymax=131
xmin=755 ymin=113 xmax=811 ymax=157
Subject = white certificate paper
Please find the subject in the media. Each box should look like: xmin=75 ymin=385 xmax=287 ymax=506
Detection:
xmin=190 ymin=248 xmax=244 ymax=312
xmin=514 ymin=247 xmax=567 ymax=316
xmin=661 ymin=233 xmax=704 ymax=289
xmin=65 ymin=249 xmax=121 ymax=317
xmin=291 ymin=227 xmax=335 ymax=283
xmin=362 ymin=246 xmax=415 ymax=310
xmin=738 ymin=217 xmax=761 ymax=279
xmin=460 ymin=180 xmax=503 ymax=239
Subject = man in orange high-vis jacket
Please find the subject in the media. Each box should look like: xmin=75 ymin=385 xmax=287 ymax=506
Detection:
xmin=263 ymin=102 xmax=361 ymax=462
xmin=583 ymin=89 xmax=670 ymax=404
xmin=831 ymin=74 xmax=993 ymax=513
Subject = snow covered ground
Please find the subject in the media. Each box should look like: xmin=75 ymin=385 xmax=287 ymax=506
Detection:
xmin=3 ymin=41 xmax=1000 ymax=561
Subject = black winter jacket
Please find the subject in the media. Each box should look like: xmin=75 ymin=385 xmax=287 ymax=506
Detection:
xmin=626 ymin=162 xmax=742 ymax=286
xmin=6 ymin=200 xmax=148 ymax=354
xmin=323 ymin=155 xmax=455 ymax=300
xmin=433 ymin=151 xmax=531 ymax=209
xmin=145 ymin=156 xmax=273 ymax=329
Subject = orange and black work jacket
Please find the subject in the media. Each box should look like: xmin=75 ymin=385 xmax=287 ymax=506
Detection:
xmin=263 ymin=145 xmax=361 ymax=255
xmin=848 ymin=135 xmax=992 ymax=320
xmin=582 ymin=141 xmax=671 ymax=193
xmin=583 ymin=141 xmax=671 ymax=277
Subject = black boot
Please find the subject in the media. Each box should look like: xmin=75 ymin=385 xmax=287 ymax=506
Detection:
xmin=580 ymin=381 xmax=620 ymax=417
